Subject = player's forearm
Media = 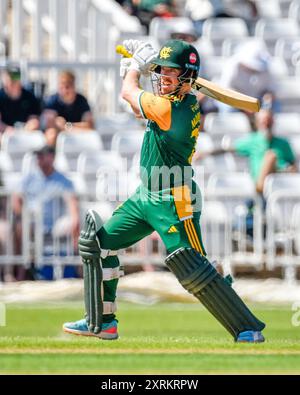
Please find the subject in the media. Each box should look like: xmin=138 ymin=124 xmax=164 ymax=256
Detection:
xmin=121 ymin=70 xmax=142 ymax=113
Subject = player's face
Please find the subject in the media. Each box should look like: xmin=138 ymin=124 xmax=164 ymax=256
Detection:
xmin=159 ymin=67 xmax=182 ymax=95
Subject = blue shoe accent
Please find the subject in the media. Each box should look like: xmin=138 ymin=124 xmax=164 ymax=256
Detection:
xmin=63 ymin=318 xmax=118 ymax=340
xmin=236 ymin=330 xmax=265 ymax=343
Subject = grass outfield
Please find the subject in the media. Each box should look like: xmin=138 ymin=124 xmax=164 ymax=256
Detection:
xmin=0 ymin=302 xmax=300 ymax=374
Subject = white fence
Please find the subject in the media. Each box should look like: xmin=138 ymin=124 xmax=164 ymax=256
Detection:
xmin=0 ymin=183 xmax=299 ymax=281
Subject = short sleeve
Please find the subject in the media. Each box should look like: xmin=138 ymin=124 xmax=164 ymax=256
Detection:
xmin=234 ymin=135 xmax=252 ymax=156
xmin=284 ymin=140 xmax=296 ymax=164
xmin=139 ymin=91 xmax=171 ymax=131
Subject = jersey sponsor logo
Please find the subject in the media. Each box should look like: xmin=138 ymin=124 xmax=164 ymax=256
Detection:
xmin=189 ymin=53 xmax=197 ymax=64
xmin=160 ymin=47 xmax=173 ymax=59
xmin=168 ymin=225 xmax=178 ymax=234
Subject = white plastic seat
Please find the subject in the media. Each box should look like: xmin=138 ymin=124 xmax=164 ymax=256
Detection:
xmin=255 ymin=0 xmax=282 ymax=18
xmin=204 ymin=113 xmax=251 ymax=135
xmin=202 ymin=18 xmax=249 ymax=40
xmin=202 ymin=17 xmax=249 ymax=55
xmin=0 ymin=130 xmax=46 ymax=172
xmin=77 ymin=150 xmax=125 ymax=199
xmin=288 ymin=135 xmax=300 ymax=158
xmin=201 ymin=56 xmax=225 ymax=80
xmin=255 ymin=18 xmax=299 ymax=54
xmin=55 ymin=131 xmax=103 ymax=172
xmin=149 ymin=17 xmax=196 ymax=45
xmin=196 ymin=133 xmax=215 ymax=153
xmin=111 ymin=130 xmax=144 ymax=159
xmin=274 ymin=37 xmax=300 ymax=70
xmin=269 ymin=57 xmax=289 ymax=77
xmin=273 ymin=113 xmax=300 ymax=135
xmin=288 ymin=0 xmax=300 ymax=22
xmin=263 ymin=173 xmax=300 ymax=198
xmin=207 ymin=172 xmax=255 ymax=197
xmin=275 ymin=77 xmax=300 ymax=112
xmin=221 ymin=37 xmax=266 ymax=57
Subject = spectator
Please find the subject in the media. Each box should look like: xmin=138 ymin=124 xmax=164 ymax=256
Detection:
xmin=128 ymin=0 xmax=177 ymax=33
xmin=169 ymin=18 xmax=199 ymax=43
xmin=12 ymin=145 xmax=80 ymax=280
xmin=42 ymin=70 xmax=94 ymax=147
xmin=217 ymin=41 xmax=276 ymax=113
xmin=185 ymin=0 xmax=233 ymax=37
xmin=0 ymin=66 xmax=41 ymax=135
xmin=194 ymin=108 xmax=297 ymax=194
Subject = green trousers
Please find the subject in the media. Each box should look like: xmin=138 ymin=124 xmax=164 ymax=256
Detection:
xmin=97 ymin=183 xmax=206 ymax=322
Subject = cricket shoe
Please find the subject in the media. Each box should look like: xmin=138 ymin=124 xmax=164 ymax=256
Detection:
xmin=63 ymin=318 xmax=118 ymax=340
xmin=236 ymin=330 xmax=265 ymax=343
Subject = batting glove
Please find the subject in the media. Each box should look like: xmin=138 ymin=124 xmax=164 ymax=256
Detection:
xmin=120 ymin=57 xmax=132 ymax=78
xmin=122 ymin=39 xmax=144 ymax=56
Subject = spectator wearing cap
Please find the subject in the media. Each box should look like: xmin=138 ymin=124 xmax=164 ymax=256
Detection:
xmin=0 ymin=66 xmax=41 ymax=134
xmin=217 ymin=41 xmax=277 ymax=113
xmin=12 ymin=145 xmax=80 ymax=280
xmin=42 ymin=70 xmax=94 ymax=147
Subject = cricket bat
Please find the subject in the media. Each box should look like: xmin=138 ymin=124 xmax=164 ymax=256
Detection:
xmin=116 ymin=45 xmax=260 ymax=113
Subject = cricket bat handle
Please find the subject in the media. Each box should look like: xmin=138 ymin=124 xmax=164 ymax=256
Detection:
xmin=116 ymin=45 xmax=132 ymax=59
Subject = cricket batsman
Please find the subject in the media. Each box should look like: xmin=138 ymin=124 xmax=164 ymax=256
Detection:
xmin=63 ymin=39 xmax=266 ymax=343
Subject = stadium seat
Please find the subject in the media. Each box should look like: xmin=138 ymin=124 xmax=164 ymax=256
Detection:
xmin=269 ymin=57 xmax=289 ymax=77
xmin=111 ymin=130 xmax=144 ymax=161
xmin=255 ymin=0 xmax=282 ymax=18
xmin=194 ymin=37 xmax=215 ymax=57
xmin=288 ymin=135 xmax=300 ymax=158
xmin=274 ymin=37 xmax=300 ymax=73
xmin=264 ymin=173 xmax=300 ymax=271
xmin=207 ymin=172 xmax=255 ymax=198
xmin=97 ymin=113 xmax=142 ymax=149
xmin=0 ymin=130 xmax=46 ymax=172
xmin=202 ymin=17 xmax=249 ymax=55
xmin=288 ymin=0 xmax=300 ymax=22
xmin=200 ymin=56 xmax=225 ymax=80
xmin=202 ymin=17 xmax=249 ymax=39
xmin=204 ymin=113 xmax=251 ymax=135
xmin=200 ymin=200 xmax=231 ymax=261
xmin=221 ymin=37 xmax=266 ymax=57
xmin=255 ymin=18 xmax=300 ymax=54
xmin=273 ymin=113 xmax=300 ymax=135
xmin=275 ymin=77 xmax=300 ymax=112
xmin=263 ymin=173 xmax=300 ymax=198
xmin=77 ymin=150 xmax=125 ymax=199
xmin=149 ymin=17 xmax=196 ymax=45
xmin=205 ymin=172 xmax=262 ymax=262
xmin=55 ymin=131 xmax=103 ymax=172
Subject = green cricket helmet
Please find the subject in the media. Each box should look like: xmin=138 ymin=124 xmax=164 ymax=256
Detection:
xmin=150 ymin=39 xmax=200 ymax=96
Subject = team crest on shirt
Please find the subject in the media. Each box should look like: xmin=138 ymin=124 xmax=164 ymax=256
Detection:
xmin=160 ymin=47 xmax=173 ymax=59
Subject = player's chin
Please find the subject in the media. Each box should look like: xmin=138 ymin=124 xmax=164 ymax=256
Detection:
xmin=160 ymin=86 xmax=175 ymax=95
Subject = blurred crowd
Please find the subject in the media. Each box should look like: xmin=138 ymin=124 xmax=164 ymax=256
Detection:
xmin=0 ymin=0 xmax=299 ymax=282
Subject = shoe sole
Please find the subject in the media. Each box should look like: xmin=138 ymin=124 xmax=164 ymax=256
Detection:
xmin=63 ymin=326 xmax=118 ymax=340
xmin=236 ymin=340 xmax=265 ymax=343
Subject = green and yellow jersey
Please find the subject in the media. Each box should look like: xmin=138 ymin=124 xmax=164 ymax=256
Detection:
xmin=138 ymin=91 xmax=201 ymax=191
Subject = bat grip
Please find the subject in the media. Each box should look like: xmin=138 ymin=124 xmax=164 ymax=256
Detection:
xmin=116 ymin=45 xmax=132 ymax=59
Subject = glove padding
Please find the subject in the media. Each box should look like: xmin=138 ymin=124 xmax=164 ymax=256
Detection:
xmin=122 ymin=40 xmax=158 ymax=76
xmin=120 ymin=57 xmax=132 ymax=78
